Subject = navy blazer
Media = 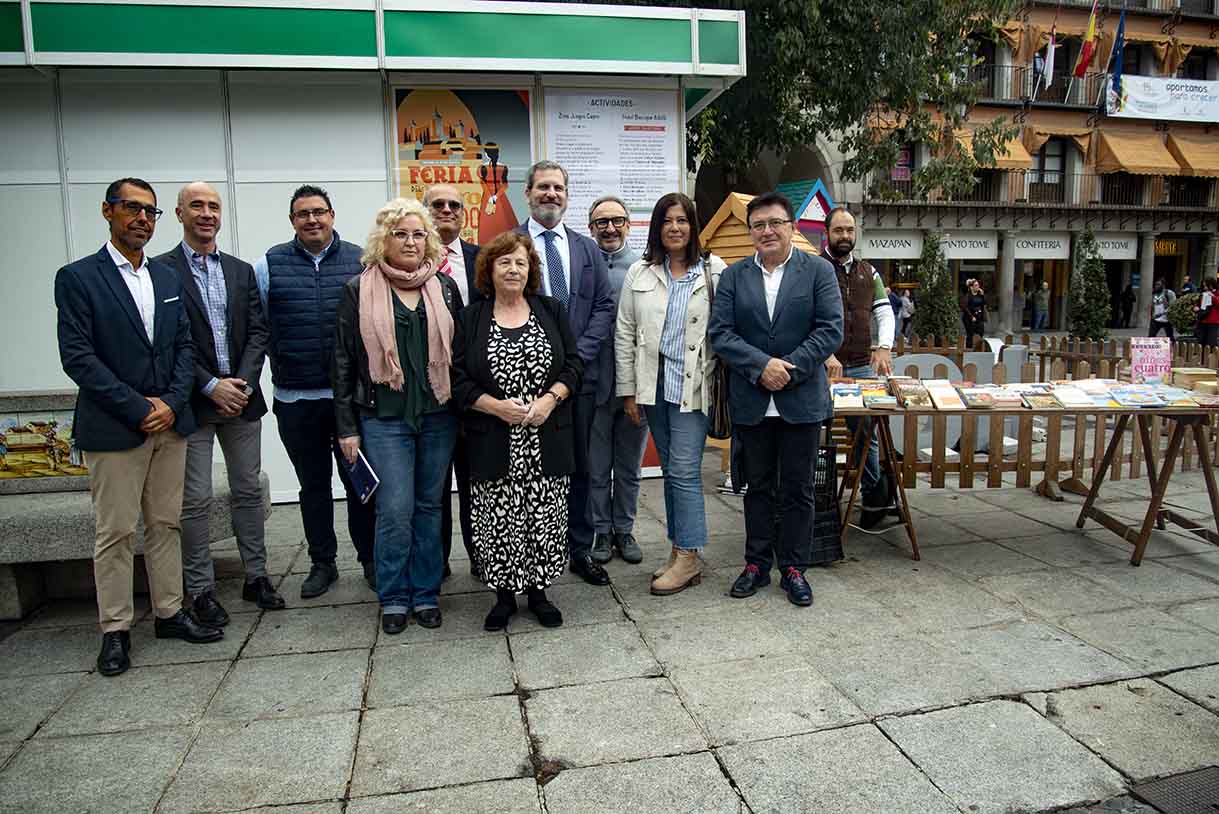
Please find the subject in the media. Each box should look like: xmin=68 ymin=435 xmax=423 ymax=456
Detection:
xmin=514 ymin=224 xmax=614 ymax=395
xmin=459 ymin=239 xmax=483 ymax=307
xmin=156 ymin=245 xmax=269 ymax=424
xmin=55 ymin=246 xmax=197 ymax=451
xmin=708 ymin=248 xmax=843 ymax=427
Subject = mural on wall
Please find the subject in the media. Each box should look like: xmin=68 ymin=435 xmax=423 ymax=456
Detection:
xmin=394 ymin=88 xmax=533 ymax=244
xmin=0 ymin=412 xmax=87 ymax=479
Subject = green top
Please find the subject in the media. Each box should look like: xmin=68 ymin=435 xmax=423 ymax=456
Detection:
xmin=370 ymin=295 xmax=442 ymax=428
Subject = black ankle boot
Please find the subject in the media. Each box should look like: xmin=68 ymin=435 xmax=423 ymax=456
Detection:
xmin=484 ymin=589 xmax=518 ymax=631
xmin=526 ymin=588 xmax=563 ymax=628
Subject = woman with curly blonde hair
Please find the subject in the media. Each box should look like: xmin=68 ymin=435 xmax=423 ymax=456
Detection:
xmin=332 ymin=197 xmax=463 ymax=634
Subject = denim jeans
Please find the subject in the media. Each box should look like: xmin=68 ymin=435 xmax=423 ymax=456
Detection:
xmin=842 ymin=363 xmax=882 ymax=502
xmin=643 ymin=369 xmax=709 ymax=551
xmin=359 ymin=411 xmax=457 ymax=614
xmin=1032 ymin=310 xmax=1048 ymax=330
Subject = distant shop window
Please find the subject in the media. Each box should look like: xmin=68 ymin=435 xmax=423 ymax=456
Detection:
xmin=1029 ymin=138 xmax=1065 ymax=203
xmin=1165 ymin=176 xmax=1212 ymax=207
xmin=1176 ymin=52 xmax=1207 ymax=81
xmin=1122 ymin=44 xmax=1145 ymax=77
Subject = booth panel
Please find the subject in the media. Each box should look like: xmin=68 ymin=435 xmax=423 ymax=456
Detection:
xmin=698 ymin=19 xmax=739 ymax=65
xmin=0 ymin=74 xmax=61 ymax=185
xmin=231 ymin=180 xmax=388 ymax=266
xmin=228 ymin=74 xmax=388 ymax=184
xmin=0 ymin=185 xmax=71 ymax=390
xmin=31 ymin=3 xmax=377 ymax=58
xmin=59 ymin=70 xmax=228 ymax=184
xmin=0 ymin=2 xmax=21 ymax=55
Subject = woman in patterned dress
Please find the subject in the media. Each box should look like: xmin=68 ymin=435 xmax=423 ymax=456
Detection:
xmin=450 ymin=231 xmax=583 ymax=631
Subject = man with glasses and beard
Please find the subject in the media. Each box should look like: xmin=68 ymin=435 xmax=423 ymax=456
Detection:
xmin=822 ymin=207 xmax=896 ymax=530
xmin=586 ymin=195 xmax=648 ymax=566
xmin=423 ymin=183 xmax=479 ymax=576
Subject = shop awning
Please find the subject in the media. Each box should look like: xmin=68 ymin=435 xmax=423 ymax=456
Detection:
xmin=1095 ymin=131 xmax=1180 ymax=176
xmin=1024 ymin=127 xmax=1093 ymax=160
xmin=956 ymin=129 xmax=1033 ymax=170
xmin=1167 ymin=132 xmax=1219 ymax=178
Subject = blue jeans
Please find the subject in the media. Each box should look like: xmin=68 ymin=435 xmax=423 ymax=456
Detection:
xmin=843 ymin=363 xmax=882 ymax=503
xmin=1033 ymin=310 xmax=1048 ymax=330
xmin=360 ymin=411 xmax=457 ymax=614
xmin=643 ymin=392 xmax=709 ymax=552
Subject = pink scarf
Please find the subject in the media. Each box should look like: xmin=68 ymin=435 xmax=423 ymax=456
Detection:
xmin=358 ymin=258 xmax=453 ymax=403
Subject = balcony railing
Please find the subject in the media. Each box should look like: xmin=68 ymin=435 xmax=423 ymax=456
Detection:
xmin=866 ymin=171 xmax=1217 ymax=209
xmin=965 ymin=64 xmax=1107 ymax=105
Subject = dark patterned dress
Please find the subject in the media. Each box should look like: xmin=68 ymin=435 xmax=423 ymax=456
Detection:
xmin=470 ymin=313 xmax=570 ymax=592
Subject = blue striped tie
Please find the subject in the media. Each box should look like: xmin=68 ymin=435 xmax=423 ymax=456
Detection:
xmin=542 ymin=230 xmax=569 ymax=310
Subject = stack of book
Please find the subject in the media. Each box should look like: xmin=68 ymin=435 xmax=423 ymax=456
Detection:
xmin=924 ymin=380 xmax=966 ymax=411
xmin=889 ymin=378 xmax=932 ymax=409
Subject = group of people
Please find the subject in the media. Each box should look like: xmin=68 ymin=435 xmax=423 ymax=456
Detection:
xmin=1149 ymin=276 xmax=1219 ymax=346
xmin=56 ymin=162 xmax=876 ymax=678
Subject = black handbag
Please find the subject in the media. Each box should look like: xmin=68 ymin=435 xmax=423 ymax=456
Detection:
xmin=702 ymin=262 xmax=732 ymax=441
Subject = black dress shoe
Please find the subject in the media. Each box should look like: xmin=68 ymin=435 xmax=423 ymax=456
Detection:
xmin=729 ymin=564 xmax=771 ymax=598
xmin=362 ymin=561 xmax=377 ymax=592
xmin=570 ymin=554 xmax=611 ymax=586
xmin=780 ymin=567 xmax=814 ymax=607
xmin=414 ymin=607 xmax=442 ymax=628
xmin=382 ymin=613 xmax=408 ymax=635
xmin=155 ymin=609 xmax=224 ymax=643
xmin=242 ymin=576 xmax=286 ymax=610
xmin=443 ymin=562 xmax=453 ymax=579
xmin=590 ymin=532 xmax=613 ymax=564
xmin=190 ymin=591 xmax=230 ymax=627
xmin=301 ymin=563 xmax=339 ymax=599
xmin=97 ymin=631 xmax=130 ymax=677
xmin=527 ymin=593 xmax=563 ymax=628
xmin=484 ymin=594 xmax=518 ymax=631
xmin=613 ymin=532 xmax=644 ymax=564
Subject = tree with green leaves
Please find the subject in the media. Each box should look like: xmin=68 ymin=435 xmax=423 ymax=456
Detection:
xmin=1068 ymin=229 xmax=1111 ymax=341
xmin=912 ymin=232 xmax=960 ymax=341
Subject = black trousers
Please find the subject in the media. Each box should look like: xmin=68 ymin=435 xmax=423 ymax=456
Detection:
xmin=1149 ymin=320 xmax=1175 ymax=339
xmin=736 ymin=417 xmax=820 ymax=572
xmin=566 ymin=391 xmax=596 ymax=559
xmin=441 ymin=429 xmax=475 ymax=567
xmin=273 ymin=398 xmax=375 ymax=566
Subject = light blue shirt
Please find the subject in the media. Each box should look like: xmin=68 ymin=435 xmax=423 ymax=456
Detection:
xmin=253 ymin=236 xmax=336 ymax=403
xmin=182 ymin=241 xmax=229 ymax=397
xmin=658 ymin=258 xmax=703 ymax=405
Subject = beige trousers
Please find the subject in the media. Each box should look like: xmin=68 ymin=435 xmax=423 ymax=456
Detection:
xmin=85 ymin=431 xmax=187 ymax=632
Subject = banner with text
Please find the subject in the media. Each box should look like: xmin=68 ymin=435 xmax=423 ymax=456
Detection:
xmin=1107 ymin=75 xmax=1219 ymax=124
xmin=942 ymin=232 xmax=998 ymax=260
xmin=1095 ymin=233 xmax=1138 ymax=261
xmin=544 ymin=89 xmax=681 ymax=253
xmin=1012 ymin=232 xmax=1070 ymax=260
xmin=860 ymin=230 xmax=923 ymax=259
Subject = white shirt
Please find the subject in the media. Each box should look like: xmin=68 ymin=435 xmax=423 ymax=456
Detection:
xmin=444 ymin=238 xmax=469 ymax=305
xmin=753 ymin=245 xmax=795 ymax=417
xmin=527 ymin=218 xmax=571 ymax=298
xmin=106 ymin=241 xmax=155 ymax=342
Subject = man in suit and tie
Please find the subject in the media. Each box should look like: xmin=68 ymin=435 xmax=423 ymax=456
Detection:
xmin=709 ymin=192 xmax=843 ymax=608
xmin=56 ymin=178 xmax=224 ymax=678
xmin=515 ymin=161 xmax=616 ymax=586
xmin=422 ymin=183 xmax=479 ymax=576
xmin=155 ymin=182 xmax=284 ymax=627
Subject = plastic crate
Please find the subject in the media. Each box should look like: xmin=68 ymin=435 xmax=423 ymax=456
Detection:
xmin=810 ymin=442 xmax=843 ymax=565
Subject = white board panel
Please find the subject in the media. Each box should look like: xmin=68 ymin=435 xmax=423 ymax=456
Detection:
xmin=231 ymin=180 xmax=389 ymax=266
xmin=0 ymin=73 xmax=61 ymax=185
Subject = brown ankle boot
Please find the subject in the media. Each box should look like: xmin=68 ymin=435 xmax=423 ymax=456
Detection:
xmin=650 ymin=549 xmax=702 ymax=596
xmin=652 ymin=546 xmax=678 ymax=580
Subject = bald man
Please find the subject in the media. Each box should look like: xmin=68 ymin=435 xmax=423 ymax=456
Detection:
xmin=154 ymin=182 xmax=284 ymax=626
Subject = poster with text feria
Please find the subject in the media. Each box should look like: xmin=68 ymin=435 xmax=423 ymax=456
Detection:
xmin=394 ymin=88 xmax=534 ymax=245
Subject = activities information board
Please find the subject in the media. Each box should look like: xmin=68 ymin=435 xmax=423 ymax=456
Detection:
xmin=544 ymin=89 xmax=681 ymax=253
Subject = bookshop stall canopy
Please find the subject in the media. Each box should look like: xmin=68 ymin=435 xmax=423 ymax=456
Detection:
xmin=0 ymin=0 xmax=746 ymax=501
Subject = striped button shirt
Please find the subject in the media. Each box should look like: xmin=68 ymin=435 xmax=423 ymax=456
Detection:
xmin=183 ymin=241 xmax=231 ymax=394
xmin=658 ymin=258 xmax=703 ymax=405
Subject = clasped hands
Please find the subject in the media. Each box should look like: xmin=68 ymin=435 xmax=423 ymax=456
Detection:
xmin=760 ymin=357 xmax=796 ymax=391
xmin=210 ymin=377 xmax=251 ymax=417
xmin=496 ymin=395 xmax=555 ymax=428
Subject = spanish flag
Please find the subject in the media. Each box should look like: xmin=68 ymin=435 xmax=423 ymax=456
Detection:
xmin=1073 ymin=0 xmax=1099 ymax=78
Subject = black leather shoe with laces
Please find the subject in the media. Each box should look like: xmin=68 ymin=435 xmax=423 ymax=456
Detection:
xmin=155 ymin=609 xmax=224 ymax=643
xmin=242 ymin=576 xmax=286 ymax=610
xmin=570 ymin=554 xmax=611 ymax=586
xmin=97 ymin=631 xmax=130 ymax=677
xmin=729 ymin=564 xmax=771 ymax=598
xmin=190 ymin=592 xmax=230 ymax=627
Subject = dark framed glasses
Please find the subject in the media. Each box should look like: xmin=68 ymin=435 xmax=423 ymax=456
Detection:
xmin=107 ymin=198 xmax=164 ymax=220
xmin=591 ymin=216 xmax=628 ymax=229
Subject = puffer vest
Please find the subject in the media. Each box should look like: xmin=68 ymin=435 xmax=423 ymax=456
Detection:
xmin=265 ymin=232 xmax=363 ymax=389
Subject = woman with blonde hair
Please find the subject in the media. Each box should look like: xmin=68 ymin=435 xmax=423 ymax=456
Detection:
xmin=615 ymin=192 xmax=726 ymax=596
xmin=333 ymin=198 xmax=463 ymax=634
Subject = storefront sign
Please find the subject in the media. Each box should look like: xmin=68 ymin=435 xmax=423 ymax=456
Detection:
xmin=1095 ymin=233 xmax=1137 ymax=261
xmin=1107 ymin=75 xmax=1219 ymax=125
xmin=1156 ymin=239 xmax=1185 ymax=256
xmin=1012 ymin=232 xmax=1070 ymax=260
xmin=861 ymin=230 xmax=923 ymax=259
xmin=544 ymin=89 xmax=681 ymax=253
xmin=942 ymin=232 xmax=998 ymax=260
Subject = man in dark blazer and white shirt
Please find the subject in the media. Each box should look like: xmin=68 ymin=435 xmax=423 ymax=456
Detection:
xmin=515 ymin=161 xmax=616 ymax=586
xmin=55 ymin=177 xmax=223 ymax=678
xmin=155 ymin=182 xmax=285 ymax=627
xmin=709 ymin=191 xmax=843 ymax=608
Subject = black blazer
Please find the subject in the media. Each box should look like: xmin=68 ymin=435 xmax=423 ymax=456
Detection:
xmin=459 ymin=239 xmax=483 ymax=307
xmin=450 ymin=295 xmax=583 ymax=481
xmin=55 ymin=246 xmax=196 ymax=451
xmin=155 ymin=245 xmax=269 ymax=423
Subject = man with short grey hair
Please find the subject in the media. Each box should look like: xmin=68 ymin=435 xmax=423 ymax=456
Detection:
xmin=586 ymin=195 xmax=648 ymax=565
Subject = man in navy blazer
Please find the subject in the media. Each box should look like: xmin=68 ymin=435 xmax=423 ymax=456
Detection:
xmin=709 ymin=191 xmax=843 ymax=608
xmin=515 ymin=161 xmax=616 ymax=586
xmin=55 ymin=177 xmax=223 ymax=678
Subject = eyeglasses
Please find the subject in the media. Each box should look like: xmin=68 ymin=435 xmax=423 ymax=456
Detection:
xmin=390 ymin=230 xmax=429 ymax=243
xmin=429 ymin=199 xmax=463 ymax=212
xmin=748 ymin=218 xmax=793 ymax=233
xmin=591 ymin=216 xmax=628 ymax=229
xmin=107 ymin=198 xmax=164 ymax=220
xmin=291 ymin=207 xmax=332 ymax=222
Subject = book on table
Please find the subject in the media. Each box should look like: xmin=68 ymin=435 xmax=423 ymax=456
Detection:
xmin=956 ymin=387 xmax=996 ymax=409
xmin=1154 ymin=386 xmax=1201 ymax=407
xmin=975 ymin=385 xmax=1025 ymax=408
xmin=924 ymin=379 xmax=966 ymax=411
xmin=889 ymin=379 xmax=932 ymax=409
xmin=1051 ymin=386 xmax=1092 ymax=409
xmin=1191 ymin=394 xmax=1219 ymax=408
xmin=863 ymin=393 xmax=900 ymax=410
xmin=1089 ymin=393 xmax=1121 ymax=408
xmin=1023 ymin=394 xmax=1061 ymax=410
xmin=1072 ymin=378 xmax=1120 ymax=395
xmin=1109 ymin=387 xmax=1166 ymax=408
xmin=832 ymin=384 xmax=864 ymax=410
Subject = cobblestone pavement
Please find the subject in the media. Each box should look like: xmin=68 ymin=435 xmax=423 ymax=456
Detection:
xmin=1 ymin=458 xmax=1217 ymax=813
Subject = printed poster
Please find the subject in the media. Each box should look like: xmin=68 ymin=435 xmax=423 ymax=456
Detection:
xmin=544 ymin=89 xmax=681 ymax=253
xmin=1129 ymin=337 xmax=1172 ymax=384
xmin=394 ymin=88 xmax=533 ymax=245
